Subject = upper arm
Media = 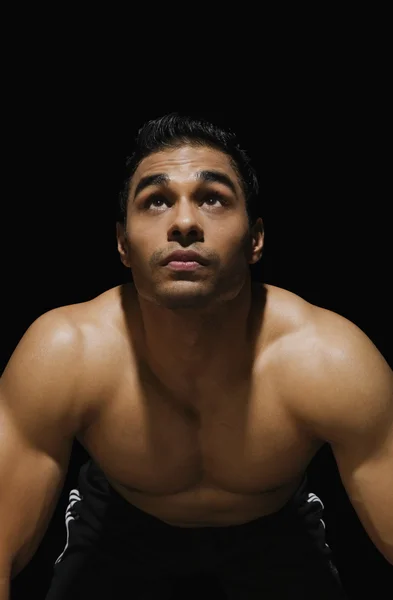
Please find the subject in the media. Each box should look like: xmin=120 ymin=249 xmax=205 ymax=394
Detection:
xmin=284 ymin=310 xmax=393 ymax=563
xmin=0 ymin=309 xmax=85 ymax=576
xmin=328 ymin=349 xmax=393 ymax=564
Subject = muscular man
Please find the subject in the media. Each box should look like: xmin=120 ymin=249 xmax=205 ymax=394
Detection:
xmin=1 ymin=114 xmax=392 ymax=599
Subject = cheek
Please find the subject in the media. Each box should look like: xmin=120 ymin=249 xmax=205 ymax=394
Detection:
xmin=216 ymin=221 xmax=250 ymax=250
xmin=126 ymin=223 xmax=152 ymax=252
xmin=126 ymin=231 xmax=163 ymax=272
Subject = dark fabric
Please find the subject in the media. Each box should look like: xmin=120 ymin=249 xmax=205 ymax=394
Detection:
xmin=45 ymin=460 xmax=347 ymax=599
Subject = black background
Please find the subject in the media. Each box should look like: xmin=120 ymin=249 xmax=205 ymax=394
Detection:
xmin=2 ymin=87 xmax=392 ymax=598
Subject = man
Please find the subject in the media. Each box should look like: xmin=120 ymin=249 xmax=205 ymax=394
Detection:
xmin=0 ymin=113 xmax=392 ymax=599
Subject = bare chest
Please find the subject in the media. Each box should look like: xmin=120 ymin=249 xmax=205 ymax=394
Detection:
xmin=80 ymin=372 xmax=319 ymax=497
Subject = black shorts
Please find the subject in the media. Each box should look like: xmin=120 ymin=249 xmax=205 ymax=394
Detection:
xmin=45 ymin=460 xmax=347 ymax=599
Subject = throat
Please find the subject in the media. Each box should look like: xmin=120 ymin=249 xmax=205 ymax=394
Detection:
xmin=136 ymin=281 xmax=262 ymax=387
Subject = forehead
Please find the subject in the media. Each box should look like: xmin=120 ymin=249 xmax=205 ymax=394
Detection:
xmin=132 ymin=145 xmax=239 ymax=187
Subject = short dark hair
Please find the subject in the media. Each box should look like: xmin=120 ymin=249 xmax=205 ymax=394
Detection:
xmin=118 ymin=113 xmax=260 ymax=227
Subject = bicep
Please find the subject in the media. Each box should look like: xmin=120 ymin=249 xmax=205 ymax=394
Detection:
xmin=0 ymin=399 xmax=73 ymax=575
xmin=332 ymin=399 xmax=393 ymax=562
xmin=285 ymin=313 xmax=393 ymax=561
xmin=0 ymin=310 xmax=83 ymax=574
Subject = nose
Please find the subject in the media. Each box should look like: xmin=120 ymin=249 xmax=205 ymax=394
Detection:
xmin=167 ymin=198 xmax=204 ymax=244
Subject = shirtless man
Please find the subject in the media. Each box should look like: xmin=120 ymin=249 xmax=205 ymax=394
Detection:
xmin=1 ymin=114 xmax=392 ymax=599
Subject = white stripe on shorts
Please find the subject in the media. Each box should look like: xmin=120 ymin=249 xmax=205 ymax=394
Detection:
xmin=54 ymin=488 xmax=83 ymax=565
xmin=307 ymin=491 xmax=330 ymax=547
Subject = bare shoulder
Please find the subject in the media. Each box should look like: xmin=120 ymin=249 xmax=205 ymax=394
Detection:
xmin=48 ymin=283 xmax=133 ymax=387
xmin=49 ymin=283 xmax=132 ymax=343
xmin=262 ymin=284 xmax=393 ymax=443
xmin=15 ymin=285 xmax=127 ymax=361
xmin=2 ymin=285 xmax=130 ymax=433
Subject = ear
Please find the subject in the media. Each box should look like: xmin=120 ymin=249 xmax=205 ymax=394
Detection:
xmin=248 ymin=218 xmax=264 ymax=265
xmin=116 ymin=222 xmax=131 ymax=268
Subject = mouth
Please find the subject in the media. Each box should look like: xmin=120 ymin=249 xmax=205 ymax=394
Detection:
xmin=162 ymin=251 xmax=208 ymax=267
xmin=165 ymin=261 xmax=203 ymax=271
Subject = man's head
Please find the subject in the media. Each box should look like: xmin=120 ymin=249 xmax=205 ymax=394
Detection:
xmin=116 ymin=113 xmax=264 ymax=310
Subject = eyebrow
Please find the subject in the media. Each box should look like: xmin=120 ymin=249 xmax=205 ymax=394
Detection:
xmin=196 ymin=170 xmax=237 ymax=196
xmin=133 ymin=169 xmax=238 ymax=199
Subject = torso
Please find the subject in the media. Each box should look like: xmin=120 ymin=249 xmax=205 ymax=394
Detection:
xmin=69 ymin=282 xmax=324 ymax=527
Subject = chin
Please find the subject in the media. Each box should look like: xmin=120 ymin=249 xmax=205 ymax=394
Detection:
xmin=134 ymin=268 xmax=249 ymax=310
xmin=149 ymin=279 xmax=246 ymax=311
xmin=154 ymin=284 xmax=216 ymax=310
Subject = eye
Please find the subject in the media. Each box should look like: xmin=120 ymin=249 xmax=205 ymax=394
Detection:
xmin=144 ymin=195 xmax=168 ymax=209
xmin=202 ymin=192 xmax=227 ymax=207
xmin=143 ymin=191 xmax=228 ymax=211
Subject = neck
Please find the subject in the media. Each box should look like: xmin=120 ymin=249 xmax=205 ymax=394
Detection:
xmin=134 ymin=277 xmax=260 ymax=394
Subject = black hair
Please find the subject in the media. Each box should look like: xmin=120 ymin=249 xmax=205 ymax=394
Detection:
xmin=118 ymin=113 xmax=260 ymax=227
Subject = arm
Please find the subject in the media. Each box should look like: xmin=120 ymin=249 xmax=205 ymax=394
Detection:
xmin=331 ymin=382 xmax=393 ymax=565
xmin=286 ymin=310 xmax=393 ymax=565
xmin=0 ymin=309 xmax=86 ymax=588
xmin=0 ymin=579 xmax=9 ymax=600
xmin=328 ymin=348 xmax=393 ymax=565
xmin=0 ymin=576 xmax=10 ymax=600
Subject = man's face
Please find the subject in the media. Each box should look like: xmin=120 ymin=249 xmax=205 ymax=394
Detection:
xmin=117 ymin=144 xmax=262 ymax=310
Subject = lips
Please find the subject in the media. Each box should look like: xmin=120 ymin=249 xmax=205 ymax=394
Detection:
xmin=163 ymin=251 xmax=208 ymax=265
